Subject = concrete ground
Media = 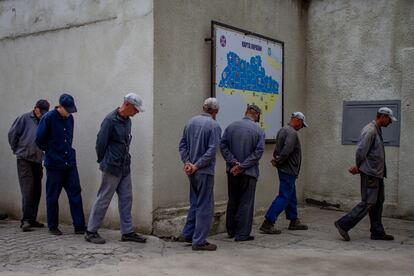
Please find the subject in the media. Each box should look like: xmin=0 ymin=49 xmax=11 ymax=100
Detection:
xmin=0 ymin=207 xmax=413 ymax=276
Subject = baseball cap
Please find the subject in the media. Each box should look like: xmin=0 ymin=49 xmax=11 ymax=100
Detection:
xmin=35 ymin=99 xmax=50 ymax=115
xmin=124 ymin=93 xmax=145 ymax=112
xmin=203 ymin=97 xmax=219 ymax=110
xmin=59 ymin=93 xmax=77 ymax=113
xmin=378 ymin=107 xmax=397 ymax=121
xmin=292 ymin=111 xmax=308 ymax=127
xmin=247 ymin=104 xmax=262 ymax=114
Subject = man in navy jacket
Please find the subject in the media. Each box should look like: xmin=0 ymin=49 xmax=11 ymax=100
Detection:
xmin=36 ymin=93 xmax=86 ymax=235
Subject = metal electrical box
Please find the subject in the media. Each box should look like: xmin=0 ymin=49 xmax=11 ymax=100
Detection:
xmin=342 ymin=100 xmax=401 ymax=146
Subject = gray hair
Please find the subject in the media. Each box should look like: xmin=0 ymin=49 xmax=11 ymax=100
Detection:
xmin=203 ymin=97 xmax=219 ymax=111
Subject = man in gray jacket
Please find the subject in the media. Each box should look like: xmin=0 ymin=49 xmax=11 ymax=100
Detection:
xmin=8 ymin=99 xmax=50 ymax=231
xmin=220 ymin=104 xmax=265 ymax=241
xmin=85 ymin=93 xmax=147 ymax=244
xmin=260 ymin=112 xmax=309 ymax=234
xmin=335 ymin=107 xmax=396 ymax=241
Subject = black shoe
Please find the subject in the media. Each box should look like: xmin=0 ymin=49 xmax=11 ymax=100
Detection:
xmin=334 ymin=221 xmax=350 ymax=241
xmin=0 ymin=213 xmax=8 ymax=220
xmin=259 ymin=219 xmax=281 ymax=234
xmin=227 ymin=233 xmax=235 ymax=239
xmin=121 ymin=232 xmax=147 ymax=243
xmin=288 ymin=219 xmax=308 ymax=230
xmin=235 ymin=236 xmax=255 ymax=242
xmin=30 ymin=221 xmax=45 ymax=228
xmin=49 ymin=228 xmax=63 ymax=236
xmin=176 ymin=235 xmax=192 ymax=243
xmin=371 ymin=234 xmax=394 ymax=241
xmin=85 ymin=231 xmax=106 ymax=244
xmin=74 ymin=226 xmax=86 ymax=235
xmin=21 ymin=221 xmax=32 ymax=232
xmin=192 ymin=242 xmax=217 ymax=251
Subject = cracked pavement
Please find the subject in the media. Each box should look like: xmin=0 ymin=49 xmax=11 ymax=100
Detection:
xmin=0 ymin=207 xmax=413 ymax=275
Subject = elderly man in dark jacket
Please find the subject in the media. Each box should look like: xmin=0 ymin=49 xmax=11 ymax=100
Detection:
xmin=335 ymin=107 xmax=396 ymax=241
xmin=36 ymin=93 xmax=86 ymax=236
xmin=260 ymin=112 xmax=309 ymax=234
xmin=220 ymin=104 xmax=265 ymax=242
xmin=85 ymin=93 xmax=147 ymax=244
xmin=8 ymin=99 xmax=50 ymax=231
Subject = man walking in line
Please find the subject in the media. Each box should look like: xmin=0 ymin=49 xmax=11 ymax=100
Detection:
xmin=36 ymin=93 xmax=86 ymax=235
xmin=334 ymin=107 xmax=396 ymax=241
xmin=178 ymin=98 xmax=222 ymax=251
xmin=85 ymin=93 xmax=147 ymax=244
xmin=260 ymin=112 xmax=309 ymax=234
xmin=8 ymin=99 xmax=50 ymax=232
xmin=220 ymin=104 xmax=265 ymax=241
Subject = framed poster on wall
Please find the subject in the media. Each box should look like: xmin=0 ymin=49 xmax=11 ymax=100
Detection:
xmin=211 ymin=21 xmax=284 ymax=142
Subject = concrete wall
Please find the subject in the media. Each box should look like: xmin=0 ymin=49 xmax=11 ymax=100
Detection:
xmin=304 ymin=0 xmax=414 ymax=219
xmin=153 ymin=0 xmax=308 ymax=234
xmin=0 ymin=0 xmax=154 ymax=232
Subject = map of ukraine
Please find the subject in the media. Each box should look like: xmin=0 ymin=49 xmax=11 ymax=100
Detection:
xmin=218 ymin=51 xmax=280 ymax=129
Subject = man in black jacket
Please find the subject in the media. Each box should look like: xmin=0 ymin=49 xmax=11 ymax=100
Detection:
xmin=8 ymin=99 xmax=50 ymax=231
xmin=85 ymin=93 xmax=147 ymax=244
xmin=260 ymin=112 xmax=309 ymax=234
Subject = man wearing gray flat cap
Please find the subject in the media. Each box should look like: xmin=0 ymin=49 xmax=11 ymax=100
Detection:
xmin=220 ymin=104 xmax=265 ymax=242
xmin=335 ymin=106 xmax=397 ymax=242
xmin=85 ymin=93 xmax=147 ymax=244
xmin=260 ymin=111 xmax=308 ymax=234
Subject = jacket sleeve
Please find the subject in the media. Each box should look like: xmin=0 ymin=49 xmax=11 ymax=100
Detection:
xmin=275 ymin=131 xmax=296 ymax=165
xmin=220 ymin=127 xmax=238 ymax=165
xmin=35 ymin=115 xmax=49 ymax=151
xmin=355 ymin=127 xmax=375 ymax=168
xmin=194 ymin=125 xmax=222 ymax=169
xmin=8 ymin=116 xmax=25 ymax=153
xmin=96 ymin=118 xmax=113 ymax=163
xmin=178 ymin=125 xmax=190 ymax=164
xmin=240 ymin=131 xmax=265 ymax=169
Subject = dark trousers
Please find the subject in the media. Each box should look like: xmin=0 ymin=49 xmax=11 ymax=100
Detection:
xmin=182 ymin=173 xmax=214 ymax=246
xmin=336 ymin=173 xmax=385 ymax=235
xmin=265 ymin=170 xmax=298 ymax=224
xmin=45 ymin=167 xmax=85 ymax=230
xmin=226 ymin=173 xmax=257 ymax=240
xmin=17 ymin=159 xmax=43 ymax=223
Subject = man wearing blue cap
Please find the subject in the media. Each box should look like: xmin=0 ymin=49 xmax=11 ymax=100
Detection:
xmin=8 ymin=99 xmax=50 ymax=232
xmin=36 ymin=93 xmax=86 ymax=235
xmin=85 ymin=93 xmax=147 ymax=244
xmin=335 ymin=107 xmax=397 ymax=242
xmin=260 ymin=112 xmax=309 ymax=234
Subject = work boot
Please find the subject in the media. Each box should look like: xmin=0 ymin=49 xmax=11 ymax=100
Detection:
xmin=334 ymin=221 xmax=350 ymax=241
xmin=85 ymin=231 xmax=106 ymax=244
xmin=371 ymin=233 xmax=394 ymax=241
xmin=49 ymin=228 xmax=63 ymax=236
xmin=192 ymin=242 xmax=217 ymax=251
xmin=30 ymin=221 xmax=45 ymax=228
xmin=288 ymin=219 xmax=308 ymax=230
xmin=20 ymin=221 xmax=32 ymax=232
xmin=121 ymin=232 xmax=147 ymax=243
xmin=176 ymin=235 xmax=192 ymax=243
xmin=259 ymin=219 xmax=281 ymax=234
xmin=0 ymin=213 xmax=8 ymax=220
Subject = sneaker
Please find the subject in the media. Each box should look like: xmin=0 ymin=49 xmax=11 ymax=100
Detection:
xmin=21 ymin=221 xmax=32 ymax=232
xmin=74 ymin=226 xmax=86 ymax=235
xmin=49 ymin=228 xmax=63 ymax=236
xmin=192 ymin=242 xmax=217 ymax=251
xmin=371 ymin=234 xmax=394 ymax=241
xmin=334 ymin=221 xmax=350 ymax=241
xmin=85 ymin=231 xmax=106 ymax=244
xmin=30 ymin=221 xmax=45 ymax=228
xmin=235 ymin=236 xmax=255 ymax=242
xmin=0 ymin=213 xmax=8 ymax=220
xmin=176 ymin=235 xmax=192 ymax=243
xmin=259 ymin=219 xmax=281 ymax=234
xmin=121 ymin=232 xmax=147 ymax=243
xmin=288 ymin=219 xmax=308 ymax=230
